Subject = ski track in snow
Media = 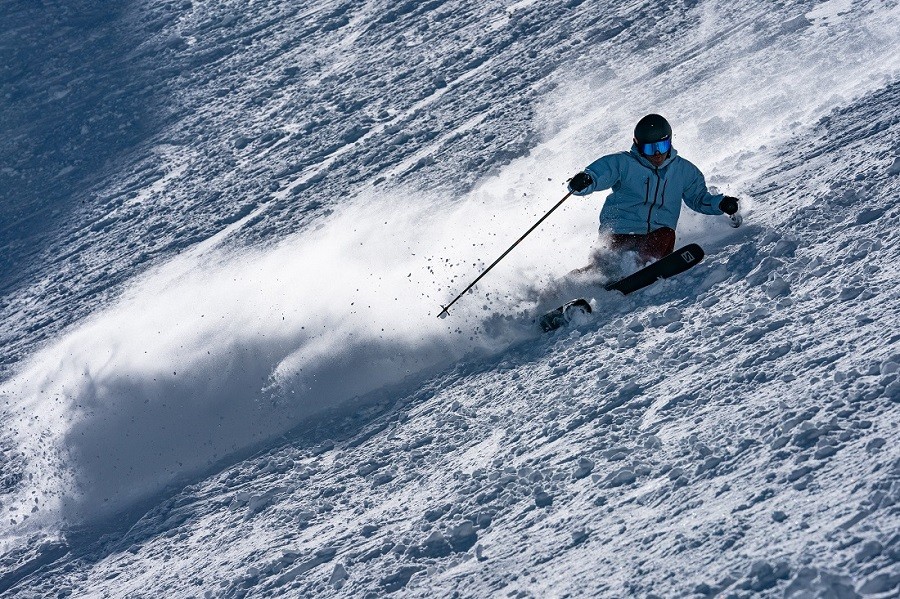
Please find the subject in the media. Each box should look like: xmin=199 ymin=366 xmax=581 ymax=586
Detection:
xmin=2 ymin=0 xmax=900 ymax=597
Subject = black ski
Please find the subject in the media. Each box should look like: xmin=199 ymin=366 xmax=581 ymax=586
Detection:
xmin=538 ymin=299 xmax=592 ymax=332
xmin=604 ymin=243 xmax=704 ymax=295
xmin=538 ymin=244 xmax=705 ymax=332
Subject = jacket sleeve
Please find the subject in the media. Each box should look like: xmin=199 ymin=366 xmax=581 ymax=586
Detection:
xmin=682 ymin=162 xmax=724 ymax=215
xmin=570 ymin=154 xmax=622 ymax=196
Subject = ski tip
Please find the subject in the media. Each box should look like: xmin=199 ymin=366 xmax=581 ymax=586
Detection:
xmin=679 ymin=243 xmax=705 ymax=262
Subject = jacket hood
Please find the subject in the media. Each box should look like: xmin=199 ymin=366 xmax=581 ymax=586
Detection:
xmin=630 ymin=144 xmax=679 ymax=169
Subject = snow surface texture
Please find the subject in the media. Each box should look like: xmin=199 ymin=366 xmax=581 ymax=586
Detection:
xmin=1 ymin=0 xmax=899 ymax=597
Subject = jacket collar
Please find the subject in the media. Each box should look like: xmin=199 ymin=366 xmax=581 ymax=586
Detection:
xmin=630 ymin=144 xmax=678 ymax=170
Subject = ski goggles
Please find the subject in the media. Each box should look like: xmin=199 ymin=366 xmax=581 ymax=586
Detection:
xmin=638 ymin=138 xmax=672 ymax=156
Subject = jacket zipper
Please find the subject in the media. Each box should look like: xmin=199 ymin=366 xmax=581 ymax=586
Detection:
xmin=647 ymin=169 xmax=662 ymax=233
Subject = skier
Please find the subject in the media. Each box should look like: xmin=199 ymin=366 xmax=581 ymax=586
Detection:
xmin=567 ymin=114 xmax=739 ymax=265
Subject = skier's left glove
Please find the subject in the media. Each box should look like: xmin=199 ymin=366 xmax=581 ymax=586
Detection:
xmin=719 ymin=196 xmax=739 ymax=215
xmin=568 ymin=172 xmax=593 ymax=193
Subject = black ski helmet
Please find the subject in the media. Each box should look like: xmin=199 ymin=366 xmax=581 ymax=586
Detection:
xmin=634 ymin=114 xmax=672 ymax=144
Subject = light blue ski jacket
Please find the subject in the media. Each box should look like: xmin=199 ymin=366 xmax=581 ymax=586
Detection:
xmin=571 ymin=145 xmax=724 ymax=234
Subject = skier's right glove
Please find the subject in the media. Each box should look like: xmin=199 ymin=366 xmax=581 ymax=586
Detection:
xmin=568 ymin=172 xmax=593 ymax=193
xmin=719 ymin=196 xmax=740 ymax=215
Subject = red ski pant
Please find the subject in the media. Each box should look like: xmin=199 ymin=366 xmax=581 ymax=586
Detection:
xmin=604 ymin=227 xmax=676 ymax=263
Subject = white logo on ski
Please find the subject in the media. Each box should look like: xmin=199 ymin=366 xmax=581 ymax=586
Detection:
xmin=680 ymin=250 xmax=695 ymax=263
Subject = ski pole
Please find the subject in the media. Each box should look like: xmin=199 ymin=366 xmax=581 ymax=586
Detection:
xmin=438 ymin=191 xmax=573 ymax=318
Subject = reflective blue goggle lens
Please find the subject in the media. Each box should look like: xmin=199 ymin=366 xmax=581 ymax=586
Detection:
xmin=639 ymin=138 xmax=671 ymax=156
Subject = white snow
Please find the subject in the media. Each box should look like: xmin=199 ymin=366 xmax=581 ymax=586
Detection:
xmin=1 ymin=0 xmax=899 ymax=597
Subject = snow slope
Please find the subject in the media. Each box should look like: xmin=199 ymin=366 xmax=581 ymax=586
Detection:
xmin=1 ymin=0 xmax=899 ymax=597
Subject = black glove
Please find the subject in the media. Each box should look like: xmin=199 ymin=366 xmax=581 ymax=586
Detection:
xmin=568 ymin=172 xmax=593 ymax=193
xmin=719 ymin=196 xmax=739 ymax=215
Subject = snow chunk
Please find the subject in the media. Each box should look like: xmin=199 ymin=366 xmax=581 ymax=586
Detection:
xmin=361 ymin=524 xmax=380 ymax=538
xmin=447 ymin=521 xmax=478 ymax=552
xmin=784 ymin=567 xmax=858 ymax=598
xmin=648 ymin=308 xmax=681 ymax=328
xmin=605 ymin=468 xmax=636 ymax=488
xmin=418 ymin=530 xmax=452 ymax=558
xmin=275 ymin=547 xmax=337 ymax=586
xmin=534 ymin=489 xmax=553 ymax=508
xmin=329 ymin=563 xmax=348 ymax=589
xmin=573 ymin=457 xmax=594 ymax=480
xmin=855 ymin=208 xmax=884 ymax=226
xmin=888 ymin=157 xmax=900 ymax=176
xmin=854 ymin=540 xmax=883 ymax=563
xmin=858 ymin=571 xmax=899 ymax=594
xmin=738 ymin=560 xmax=791 ymax=592
xmin=380 ymin=566 xmax=425 ymax=593
xmin=765 ymin=276 xmax=791 ymax=299
xmin=625 ymin=317 xmax=644 ymax=332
